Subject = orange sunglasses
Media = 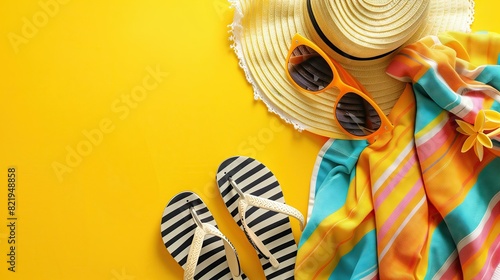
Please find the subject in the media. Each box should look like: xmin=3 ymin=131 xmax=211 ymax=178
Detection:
xmin=285 ymin=33 xmax=393 ymax=142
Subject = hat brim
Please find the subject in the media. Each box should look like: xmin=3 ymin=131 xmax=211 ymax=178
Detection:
xmin=229 ymin=0 xmax=474 ymax=138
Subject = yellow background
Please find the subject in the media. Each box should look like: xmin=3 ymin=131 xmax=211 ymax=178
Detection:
xmin=0 ymin=1 xmax=497 ymax=279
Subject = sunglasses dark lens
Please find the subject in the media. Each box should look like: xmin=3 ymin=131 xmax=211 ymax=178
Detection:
xmin=335 ymin=92 xmax=382 ymax=136
xmin=288 ymin=45 xmax=333 ymax=92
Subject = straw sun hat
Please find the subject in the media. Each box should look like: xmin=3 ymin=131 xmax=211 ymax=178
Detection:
xmin=229 ymin=0 xmax=475 ymax=138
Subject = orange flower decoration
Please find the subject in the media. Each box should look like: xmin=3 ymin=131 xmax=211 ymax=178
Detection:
xmin=456 ymin=110 xmax=500 ymax=161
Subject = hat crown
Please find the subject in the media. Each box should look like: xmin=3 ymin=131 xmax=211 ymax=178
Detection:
xmin=231 ymin=0 xmax=474 ymax=138
xmin=310 ymin=0 xmax=429 ymax=59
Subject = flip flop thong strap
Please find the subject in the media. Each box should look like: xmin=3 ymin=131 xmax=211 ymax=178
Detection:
xmin=184 ymin=226 xmax=206 ymax=280
xmin=239 ymin=199 xmax=280 ymax=268
xmin=245 ymin=194 xmax=305 ymax=230
xmin=228 ymin=177 xmax=305 ymax=230
xmin=184 ymin=209 xmax=242 ymax=280
xmin=238 ymin=193 xmax=305 ymax=269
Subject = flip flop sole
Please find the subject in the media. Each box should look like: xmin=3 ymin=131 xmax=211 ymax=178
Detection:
xmin=161 ymin=191 xmax=245 ymax=279
xmin=216 ymin=156 xmax=297 ymax=279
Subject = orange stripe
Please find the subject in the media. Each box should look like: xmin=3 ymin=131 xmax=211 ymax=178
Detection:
xmin=425 ymin=148 xmax=493 ymax=215
xmin=462 ymin=214 xmax=500 ymax=279
xmin=296 ymin=90 xmax=418 ymax=278
xmin=312 ymin=212 xmax=376 ymax=279
xmin=295 ymin=179 xmax=374 ymax=276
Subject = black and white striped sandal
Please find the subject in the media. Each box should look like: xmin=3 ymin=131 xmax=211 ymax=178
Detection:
xmin=216 ymin=156 xmax=305 ymax=279
xmin=161 ymin=191 xmax=246 ymax=280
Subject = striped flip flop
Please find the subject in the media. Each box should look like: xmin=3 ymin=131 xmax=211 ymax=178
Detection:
xmin=161 ymin=191 xmax=246 ymax=280
xmin=216 ymin=156 xmax=305 ymax=279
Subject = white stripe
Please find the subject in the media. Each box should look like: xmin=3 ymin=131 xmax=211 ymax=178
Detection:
xmin=218 ymin=156 xmax=249 ymax=178
xmin=379 ymin=195 xmax=426 ymax=260
xmin=492 ymin=263 xmax=500 ymax=280
xmin=372 ymin=141 xmax=413 ymax=193
xmin=421 ymin=58 xmax=461 ymax=111
xmin=308 ymin=139 xmax=335 ymax=221
xmin=482 ymin=241 xmax=500 ymax=280
xmin=429 ymin=35 xmax=441 ymax=45
xmin=165 ymin=218 xmax=192 ymax=251
xmin=248 ymin=210 xmax=288 ymax=233
xmin=240 ymin=171 xmax=278 ymax=194
xmin=477 ymin=85 xmax=500 ymax=103
xmin=457 ymin=64 xmax=500 ymax=103
xmin=415 ymin=115 xmax=449 ymax=146
xmin=359 ymin=267 xmax=378 ymax=280
xmin=432 ymin=250 xmax=458 ymax=280
xmin=162 ymin=193 xmax=217 ymax=265
xmin=233 ymin=159 xmax=264 ymax=180
xmin=449 ymin=94 xmax=473 ymax=119
xmin=425 ymin=52 xmax=500 ymax=114
xmin=457 ymin=64 xmax=485 ymax=80
xmin=457 ymin=192 xmax=500 ymax=251
xmin=216 ymin=156 xmax=297 ymax=279
xmin=196 ymin=247 xmax=228 ymax=277
xmin=219 ymin=158 xmax=271 ymax=218
xmin=265 ymin=235 xmax=296 ymax=254
xmin=222 ymin=166 xmax=275 ymax=201
xmin=419 ymin=55 xmax=478 ymax=118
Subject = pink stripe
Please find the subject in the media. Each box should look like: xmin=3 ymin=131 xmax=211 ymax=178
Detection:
xmin=377 ymin=179 xmax=424 ymax=241
xmin=459 ymin=200 xmax=500 ymax=264
xmin=459 ymin=91 xmax=487 ymax=124
xmin=441 ymin=256 xmax=463 ymax=280
xmin=473 ymin=234 xmax=500 ymax=280
xmin=374 ymin=153 xmax=418 ymax=209
xmin=417 ymin=90 xmax=486 ymax=162
xmin=461 ymin=110 xmax=477 ymax=124
xmin=416 ymin=122 xmax=454 ymax=162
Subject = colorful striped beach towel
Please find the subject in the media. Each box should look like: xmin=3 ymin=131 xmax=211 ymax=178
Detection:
xmin=295 ymin=32 xmax=500 ymax=279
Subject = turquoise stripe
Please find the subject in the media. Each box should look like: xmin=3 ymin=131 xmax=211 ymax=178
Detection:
xmin=475 ymin=65 xmax=500 ymax=89
xmin=413 ymin=67 xmax=469 ymax=133
xmin=424 ymin=220 xmax=458 ymax=279
xmin=476 ymin=66 xmax=500 ymax=148
xmin=299 ymin=140 xmax=367 ymax=248
xmin=415 ymin=59 xmax=500 ymax=134
xmin=491 ymin=101 xmax=500 ymax=112
xmin=418 ymin=69 xmax=462 ymax=110
xmin=329 ymin=229 xmax=378 ymax=280
xmin=313 ymin=140 xmax=338 ymax=195
xmin=413 ymin=87 xmax=444 ymax=133
xmin=313 ymin=140 xmax=367 ymax=193
xmin=443 ymin=158 xmax=500 ymax=243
